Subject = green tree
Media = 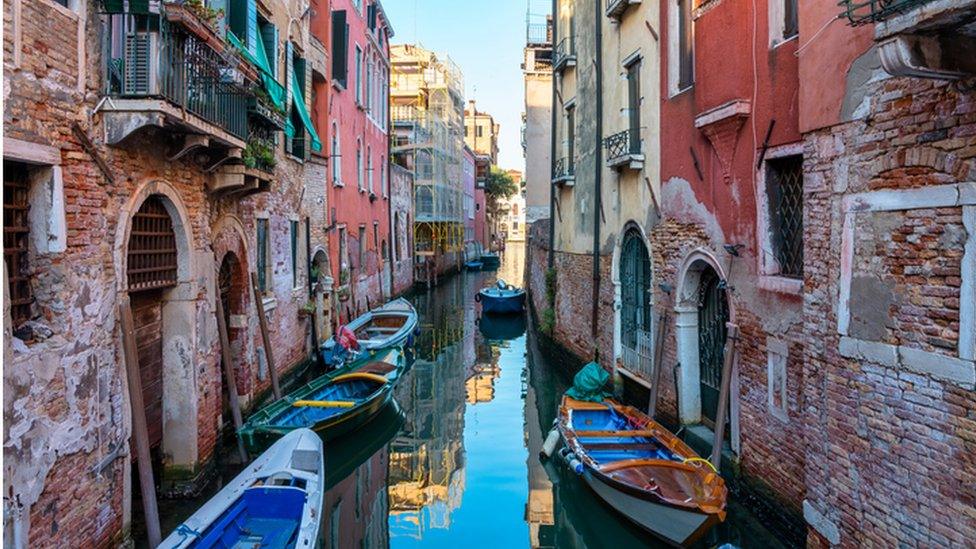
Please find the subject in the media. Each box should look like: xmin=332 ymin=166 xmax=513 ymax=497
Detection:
xmin=484 ymin=167 xmax=518 ymax=200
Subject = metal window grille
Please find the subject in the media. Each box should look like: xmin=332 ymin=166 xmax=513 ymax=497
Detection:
xmin=604 ymin=129 xmax=641 ymax=161
xmin=767 ymin=155 xmax=804 ymax=278
xmin=698 ymin=268 xmax=729 ymax=425
xmin=4 ymin=163 xmax=33 ymax=327
xmin=839 ymin=0 xmax=933 ymax=26
xmin=127 ymin=196 xmax=178 ymax=292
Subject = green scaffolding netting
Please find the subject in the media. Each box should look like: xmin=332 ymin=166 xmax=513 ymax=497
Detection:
xmin=290 ymin=71 xmax=322 ymax=152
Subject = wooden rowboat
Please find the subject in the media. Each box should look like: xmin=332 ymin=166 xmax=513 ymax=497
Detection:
xmin=477 ymin=280 xmax=526 ymax=314
xmin=240 ymin=350 xmax=405 ymax=454
xmin=321 ymin=298 xmax=418 ymax=367
xmin=160 ymin=428 xmax=323 ymax=548
xmin=558 ymin=396 xmax=727 ymax=547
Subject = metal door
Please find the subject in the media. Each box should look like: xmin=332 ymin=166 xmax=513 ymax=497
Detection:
xmin=698 ymin=268 xmax=728 ymax=426
xmin=620 ymin=230 xmax=651 ymax=350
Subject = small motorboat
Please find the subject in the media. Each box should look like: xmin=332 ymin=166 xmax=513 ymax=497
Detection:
xmin=480 ymin=252 xmax=501 ymax=269
xmin=240 ymin=350 xmax=404 ymax=454
xmin=321 ymin=297 xmax=418 ymax=367
xmin=465 ymin=259 xmax=484 ymax=271
xmin=477 ymin=280 xmax=526 ymax=314
xmin=558 ymin=396 xmax=727 ymax=546
xmin=160 ymin=428 xmax=323 ymax=549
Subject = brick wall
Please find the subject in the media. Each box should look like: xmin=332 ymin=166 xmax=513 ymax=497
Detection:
xmin=801 ymin=76 xmax=976 ymax=546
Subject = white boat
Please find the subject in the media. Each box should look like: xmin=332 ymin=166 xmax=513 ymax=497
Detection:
xmin=160 ymin=428 xmax=324 ymax=549
xmin=321 ymin=297 xmax=418 ymax=366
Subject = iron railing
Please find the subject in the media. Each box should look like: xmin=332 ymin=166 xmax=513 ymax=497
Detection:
xmin=527 ymin=23 xmax=552 ymax=45
xmin=839 ymin=0 xmax=933 ymax=26
xmin=553 ymin=37 xmax=576 ymax=71
xmin=604 ymin=128 xmax=641 ymax=162
xmin=553 ymin=157 xmax=574 ymax=182
xmin=620 ymin=329 xmax=654 ymax=381
xmin=105 ymin=13 xmax=252 ymax=140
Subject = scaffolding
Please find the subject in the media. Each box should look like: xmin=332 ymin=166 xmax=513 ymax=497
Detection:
xmin=391 ymin=45 xmax=466 ymax=283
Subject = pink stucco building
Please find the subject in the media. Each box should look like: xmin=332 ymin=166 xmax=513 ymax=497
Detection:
xmin=314 ymin=0 xmax=393 ymax=322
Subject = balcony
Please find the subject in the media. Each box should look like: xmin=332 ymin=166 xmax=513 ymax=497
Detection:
xmin=552 ymin=37 xmax=576 ymax=73
xmin=604 ymin=128 xmax=644 ymax=170
xmin=839 ymin=0 xmax=976 ymax=79
xmin=100 ymin=3 xmax=258 ymax=158
xmin=606 ymin=0 xmax=641 ymax=19
xmin=552 ymin=157 xmax=575 ymax=187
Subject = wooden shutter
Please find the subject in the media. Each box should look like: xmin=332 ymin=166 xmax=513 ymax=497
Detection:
xmin=331 ymin=10 xmax=348 ymax=86
xmin=285 ymin=40 xmax=294 ymax=155
xmin=260 ymin=21 xmax=278 ymax=77
xmin=246 ymin=0 xmax=258 ymax=55
xmin=124 ymin=33 xmax=151 ymax=95
xmin=127 ymin=196 xmax=178 ymax=293
xmin=228 ymin=0 xmax=247 ymax=43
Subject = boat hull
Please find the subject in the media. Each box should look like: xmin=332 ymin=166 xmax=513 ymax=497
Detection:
xmin=321 ymin=297 xmax=418 ymax=366
xmin=582 ymin=469 xmax=719 ymax=547
xmin=479 ymin=290 xmax=526 ymax=314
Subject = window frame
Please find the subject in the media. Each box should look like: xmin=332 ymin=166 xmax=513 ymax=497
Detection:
xmin=669 ymin=0 xmax=695 ymax=97
xmin=756 ymin=143 xmax=805 ymax=295
xmin=256 ymin=217 xmax=272 ymax=294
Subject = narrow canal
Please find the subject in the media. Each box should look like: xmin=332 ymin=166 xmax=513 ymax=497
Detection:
xmin=148 ymin=244 xmax=784 ymax=548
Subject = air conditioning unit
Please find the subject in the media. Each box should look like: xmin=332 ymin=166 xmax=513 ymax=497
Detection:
xmin=123 ymin=32 xmax=159 ymax=95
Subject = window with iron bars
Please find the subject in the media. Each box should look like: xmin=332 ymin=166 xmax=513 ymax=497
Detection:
xmin=765 ymin=155 xmax=804 ymax=278
xmin=4 ymin=162 xmax=33 ymax=331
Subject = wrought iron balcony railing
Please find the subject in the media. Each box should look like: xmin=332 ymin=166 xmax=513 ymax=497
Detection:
xmin=839 ymin=0 xmax=933 ymax=26
xmin=553 ymin=37 xmax=576 ymax=72
xmin=104 ymin=10 xmax=253 ymax=140
xmin=606 ymin=0 xmax=640 ymax=19
xmin=552 ymin=157 xmax=575 ymax=183
xmin=603 ymin=128 xmax=642 ymax=165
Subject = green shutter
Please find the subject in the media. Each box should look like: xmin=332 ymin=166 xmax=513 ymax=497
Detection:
xmin=228 ymin=0 xmax=247 ymax=43
xmin=246 ymin=0 xmax=257 ymax=55
xmin=331 ymin=10 xmax=348 ymax=86
xmin=285 ymin=41 xmax=294 ymax=151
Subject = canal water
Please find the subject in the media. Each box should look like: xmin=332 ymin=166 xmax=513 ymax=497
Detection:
xmin=148 ymin=243 xmax=784 ymax=548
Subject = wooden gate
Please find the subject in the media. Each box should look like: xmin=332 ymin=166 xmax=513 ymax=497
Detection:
xmin=127 ymin=196 xmax=179 ymax=451
xmin=697 ymin=268 xmax=728 ymax=427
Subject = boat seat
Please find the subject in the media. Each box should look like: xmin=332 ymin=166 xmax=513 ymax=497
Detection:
xmin=573 ymin=430 xmax=655 ymax=438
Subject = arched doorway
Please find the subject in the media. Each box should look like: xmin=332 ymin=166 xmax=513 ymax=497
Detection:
xmin=697 ymin=267 xmax=729 ymax=427
xmin=126 ymin=195 xmax=179 ymax=459
xmin=217 ymin=252 xmax=245 ymax=418
xmin=674 ymin=248 xmax=736 ymax=442
xmin=311 ymin=249 xmax=333 ymax=342
xmin=619 ymin=228 xmax=652 ymax=364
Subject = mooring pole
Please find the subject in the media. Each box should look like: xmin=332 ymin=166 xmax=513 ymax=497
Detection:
xmin=215 ymin=294 xmax=248 ymax=462
xmin=711 ymin=323 xmax=740 ymax=469
xmin=251 ymin=272 xmax=282 ymax=400
xmin=119 ymin=295 xmax=161 ymax=547
xmin=648 ymin=309 xmax=669 ymax=418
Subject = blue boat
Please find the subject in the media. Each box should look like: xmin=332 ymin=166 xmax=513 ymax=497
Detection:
xmin=480 ymin=252 xmax=501 ymax=269
xmin=160 ymin=428 xmax=324 ymax=548
xmin=465 ymin=260 xmax=484 ymax=271
xmin=477 ymin=280 xmax=527 ymax=314
xmin=320 ymin=297 xmax=418 ymax=367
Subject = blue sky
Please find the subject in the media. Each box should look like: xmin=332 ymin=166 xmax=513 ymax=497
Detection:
xmin=384 ymin=0 xmax=534 ymax=171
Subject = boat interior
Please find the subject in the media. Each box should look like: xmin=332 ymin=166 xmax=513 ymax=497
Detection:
xmin=355 ymin=313 xmax=408 ymax=342
xmin=276 ymin=379 xmax=383 ymax=426
xmin=570 ymin=408 xmax=677 ymax=463
xmin=190 ymin=483 xmax=307 ymax=548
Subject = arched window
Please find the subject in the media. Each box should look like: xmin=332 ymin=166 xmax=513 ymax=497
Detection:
xmin=356 ymin=139 xmax=363 ymax=190
xmin=331 ymin=122 xmax=341 ymax=185
xmin=620 ymin=229 xmax=651 ymax=350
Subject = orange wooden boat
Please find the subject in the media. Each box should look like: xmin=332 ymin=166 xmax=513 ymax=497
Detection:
xmin=558 ymin=396 xmax=727 ymax=547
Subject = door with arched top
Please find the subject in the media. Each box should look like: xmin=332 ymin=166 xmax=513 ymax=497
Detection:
xmin=697 ymin=267 xmax=729 ymax=427
xmin=620 ymin=229 xmax=651 ymax=372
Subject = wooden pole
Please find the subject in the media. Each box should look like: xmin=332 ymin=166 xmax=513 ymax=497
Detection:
xmin=251 ymin=272 xmax=282 ymax=400
xmin=118 ymin=295 xmax=162 ymax=547
xmin=215 ymin=294 xmax=248 ymax=462
xmin=710 ymin=323 xmax=740 ymax=469
xmin=648 ymin=309 xmax=669 ymax=418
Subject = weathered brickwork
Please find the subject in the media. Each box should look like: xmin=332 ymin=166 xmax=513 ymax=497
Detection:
xmin=801 ymin=75 xmax=976 ymax=546
xmin=3 ymin=1 xmax=327 ymax=545
xmin=390 ymin=164 xmax=415 ymax=296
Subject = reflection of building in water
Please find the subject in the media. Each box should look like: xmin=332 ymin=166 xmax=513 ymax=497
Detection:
xmin=525 ymin=334 xmax=556 ymax=548
xmin=323 ymin=444 xmax=391 ymax=548
xmin=388 ymin=284 xmax=469 ymax=539
xmin=465 ymin=362 xmax=501 ymax=404
xmin=495 ymin=241 xmax=526 ymax=289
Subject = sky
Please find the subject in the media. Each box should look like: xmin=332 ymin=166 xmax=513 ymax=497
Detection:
xmin=383 ymin=0 xmax=541 ymax=171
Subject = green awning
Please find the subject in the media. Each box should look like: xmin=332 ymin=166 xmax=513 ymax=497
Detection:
xmin=226 ymin=31 xmax=285 ymax=112
xmin=290 ymin=71 xmax=322 ymax=152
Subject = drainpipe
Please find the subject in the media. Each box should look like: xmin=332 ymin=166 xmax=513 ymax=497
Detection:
xmin=591 ymin=1 xmax=604 ymax=342
xmin=547 ymin=0 xmax=557 ymax=271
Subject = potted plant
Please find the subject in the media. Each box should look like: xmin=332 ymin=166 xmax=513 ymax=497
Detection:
xmin=298 ymin=301 xmax=316 ymax=318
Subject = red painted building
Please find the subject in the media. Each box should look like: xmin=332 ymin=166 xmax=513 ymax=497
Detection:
xmin=313 ymin=0 xmax=393 ymax=321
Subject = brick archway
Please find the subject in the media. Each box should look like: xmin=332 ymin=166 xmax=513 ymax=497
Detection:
xmin=212 ymin=215 xmax=254 ymax=398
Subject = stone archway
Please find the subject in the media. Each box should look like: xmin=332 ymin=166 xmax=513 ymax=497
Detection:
xmin=212 ymin=215 xmax=254 ymax=399
xmin=115 ymin=181 xmax=200 ymax=495
xmin=674 ymin=248 xmax=737 ymax=433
